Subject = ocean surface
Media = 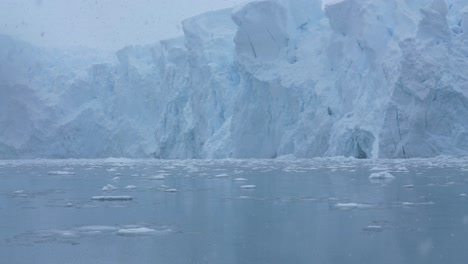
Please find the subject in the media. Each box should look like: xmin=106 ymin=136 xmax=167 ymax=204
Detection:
xmin=1 ymin=157 xmax=467 ymax=264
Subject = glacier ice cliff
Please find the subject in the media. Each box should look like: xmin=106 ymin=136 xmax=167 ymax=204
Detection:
xmin=1 ymin=0 xmax=468 ymax=159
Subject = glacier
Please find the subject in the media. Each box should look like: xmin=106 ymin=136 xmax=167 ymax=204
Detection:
xmin=1 ymin=0 xmax=468 ymax=159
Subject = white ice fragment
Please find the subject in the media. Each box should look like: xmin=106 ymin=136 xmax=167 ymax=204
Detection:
xmin=13 ymin=190 xmax=25 ymax=194
xmin=460 ymin=193 xmax=467 ymax=197
xmin=60 ymin=231 xmax=77 ymax=237
xmin=164 ymin=188 xmax=178 ymax=192
xmin=370 ymin=166 xmax=389 ymax=171
xmin=48 ymin=171 xmax=75 ymax=175
xmin=363 ymin=225 xmax=383 ymax=232
xmin=369 ymin=171 xmax=395 ymax=180
xmin=102 ymin=184 xmax=117 ymax=191
xmin=77 ymin=225 xmax=119 ymax=232
xmin=403 ymin=185 xmax=415 ymax=188
xmin=65 ymin=202 xmax=74 ymax=207
xmin=234 ymin=177 xmax=248 ymax=181
xmin=116 ymin=227 xmax=171 ymax=236
xmin=91 ymin=196 xmax=133 ymax=201
xmin=112 ymin=176 xmax=121 ymax=181
xmin=335 ymin=203 xmax=375 ymax=210
xmin=148 ymin=175 xmax=165 ymax=180
xmin=214 ymin=173 xmax=229 ymax=178
xmin=124 ymin=185 xmax=137 ymax=189
xmin=240 ymin=185 xmax=256 ymax=189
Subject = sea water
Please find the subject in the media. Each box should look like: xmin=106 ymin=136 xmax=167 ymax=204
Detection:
xmin=0 ymin=158 xmax=467 ymax=264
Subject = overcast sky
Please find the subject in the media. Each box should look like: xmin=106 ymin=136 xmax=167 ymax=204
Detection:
xmin=0 ymin=0 xmax=244 ymax=51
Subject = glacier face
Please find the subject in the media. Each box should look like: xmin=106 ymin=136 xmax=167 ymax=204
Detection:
xmin=1 ymin=0 xmax=468 ymax=159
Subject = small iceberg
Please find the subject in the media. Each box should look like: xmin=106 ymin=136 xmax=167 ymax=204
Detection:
xmin=233 ymin=178 xmax=248 ymax=181
xmin=214 ymin=173 xmax=229 ymax=178
xmin=369 ymin=171 xmax=395 ymax=180
xmin=148 ymin=175 xmax=166 ymax=180
xmin=240 ymin=185 xmax=256 ymax=189
xmin=48 ymin=171 xmax=75 ymax=175
xmin=124 ymin=185 xmax=137 ymax=189
xmin=102 ymin=184 xmax=117 ymax=191
xmin=334 ymin=203 xmax=375 ymax=210
xmin=164 ymin=188 xmax=178 ymax=192
xmin=116 ymin=227 xmax=171 ymax=236
xmin=363 ymin=225 xmax=383 ymax=232
xmin=91 ymin=196 xmax=133 ymax=201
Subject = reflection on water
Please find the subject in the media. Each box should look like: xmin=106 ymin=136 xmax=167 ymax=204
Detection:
xmin=0 ymin=158 xmax=467 ymax=264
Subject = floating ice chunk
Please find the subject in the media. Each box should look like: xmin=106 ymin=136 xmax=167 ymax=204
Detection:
xmin=77 ymin=225 xmax=119 ymax=232
xmin=124 ymin=185 xmax=137 ymax=189
xmin=335 ymin=203 xmax=375 ymax=210
xmin=370 ymin=166 xmax=389 ymax=171
xmin=116 ymin=227 xmax=171 ymax=236
xmin=399 ymin=201 xmax=435 ymax=207
xmin=369 ymin=171 xmax=395 ymax=180
xmin=214 ymin=173 xmax=229 ymax=178
xmin=363 ymin=225 xmax=383 ymax=232
xmin=13 ymin=190 xmax=25 ymax=194
xmin=102 ymin=184 xmax=117 ymax=191
xmin=460 ymin=193 xmax=467 ymax=197
xmin=164 ymin=189 xmax=178 ymax=192
xmin=106 ymin=168 xmax=118 ymax=172
xmin=91 ymin=196 xmax=133 ymax=201
xmin=65 ymin=202 xmax=74 ymax=207
xmin=48 ymin=171 xmax=75 ymax=175
xmin=403 ymin=185 xmax=415 ymax=188
xmin=112 ymin=176 xmax=121 ymax=181
xmin=148 ymin=175 xmax=165 ymax=180
xmin=240 ymin=185 xmax=256 ymax=189
xmin=60 ymin=231 xmax=77 ymax=237
xmin=234 ymin=177 xmax=248 ymax=181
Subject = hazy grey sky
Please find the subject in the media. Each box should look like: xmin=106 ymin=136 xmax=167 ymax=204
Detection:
xmin=0 ymin=0 xmax=243 ymax=51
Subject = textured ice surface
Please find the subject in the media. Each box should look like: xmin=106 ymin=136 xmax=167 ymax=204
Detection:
xmin=1 ymin=0 xmax=468 ymax=159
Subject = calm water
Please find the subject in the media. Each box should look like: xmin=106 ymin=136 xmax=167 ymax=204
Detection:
xmin=0 ymin=158 xmax=467 ymax=264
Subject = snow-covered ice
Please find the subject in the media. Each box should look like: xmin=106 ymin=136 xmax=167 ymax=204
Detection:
xmin=1 ymin=0 xmax=467 ymax=159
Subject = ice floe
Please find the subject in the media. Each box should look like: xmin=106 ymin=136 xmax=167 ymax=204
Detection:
xmin=369 ymin=171 xmax=395 ymax=180
xmin=91 ymin=196 xmax=133 ymax=201
xmin=334 ymin=203 xmax=375 ymax=210
xmin=116 ymin=227 xmax=171 ymax=236
xmin=101 ymin=184 xmax=118 ymax=191
xmin=233 ymin=177 xmax=248 ymax=181
xmin=47 ymin=171 xmax=75 ymax=175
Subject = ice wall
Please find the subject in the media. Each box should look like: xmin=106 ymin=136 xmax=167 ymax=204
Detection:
xmin=1 ymin=0 xmax=467 ymax=159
